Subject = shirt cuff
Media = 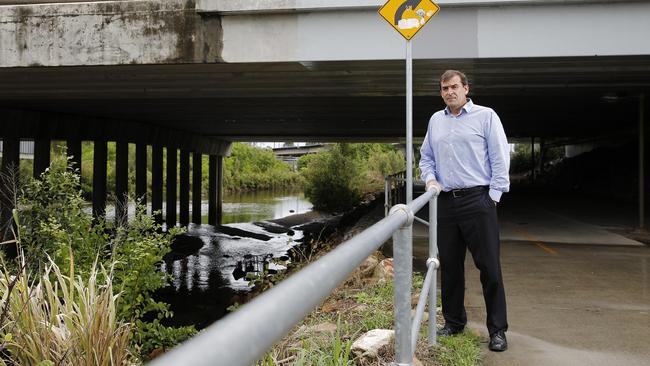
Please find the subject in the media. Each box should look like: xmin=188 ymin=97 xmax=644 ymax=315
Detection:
xmin=489 ymin=189 xmax=503 ymax=202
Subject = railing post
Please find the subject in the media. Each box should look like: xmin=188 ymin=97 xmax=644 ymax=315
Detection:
xmin=428 ymin=194 xmax=439 ymax=345
xmin=391 ymin=204 xmax=414 ymax=365
xmin=385 ymin=177 xmax=391 ymax=217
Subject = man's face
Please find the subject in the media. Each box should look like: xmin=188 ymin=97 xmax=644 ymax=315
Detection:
xmin=440 ymin=75 xmax=469 ymax=111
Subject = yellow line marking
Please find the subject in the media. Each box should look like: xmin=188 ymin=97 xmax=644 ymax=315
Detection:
xmin=516 ymin=227 xmax=558 ymax=255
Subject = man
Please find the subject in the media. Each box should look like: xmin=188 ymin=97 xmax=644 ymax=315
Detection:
xmin=419 ymin=70 xmax=510 ymax=352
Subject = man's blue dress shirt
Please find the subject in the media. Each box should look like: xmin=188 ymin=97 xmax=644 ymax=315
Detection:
xmin=419 ymin=99 xmax=510 ymax=202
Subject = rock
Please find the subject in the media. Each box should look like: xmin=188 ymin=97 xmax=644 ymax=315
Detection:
xmin=148 ymin=347 xmax=165 ymax=360
xmin=352 ymin=329 xmax=395 ymax=359
xmin=358 ymin=254 xmax=381 ymax=278
xmin=372 ymin=258 xmax=394 ymax=283
xmin=410 ymin=309 xmax=429 ymax=323
xmin=412 ymin=356 xmax=424 ymax=366
xmin=297 ymin=322 xmax=338 ymax=335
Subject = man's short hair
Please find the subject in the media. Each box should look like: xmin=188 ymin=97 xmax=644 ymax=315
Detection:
xmin=440 ymin=70 xmax=468 ymax=89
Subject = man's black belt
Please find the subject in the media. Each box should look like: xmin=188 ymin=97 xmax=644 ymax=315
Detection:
xmin=441 ymin=186 xmax=489 ymax=198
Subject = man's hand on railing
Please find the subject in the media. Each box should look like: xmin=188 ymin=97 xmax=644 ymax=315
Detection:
xmin=425 ymin=180 xmax=442 ymax=194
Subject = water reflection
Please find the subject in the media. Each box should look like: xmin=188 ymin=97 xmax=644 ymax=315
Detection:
xmin=159 ymin=191 xmax=312 ymax=329
xmin=221 ymin=190 xmax=312 ymax=224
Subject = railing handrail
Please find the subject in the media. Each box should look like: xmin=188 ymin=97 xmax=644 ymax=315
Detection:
xmin=150 ymin=188 xmax=438 ymax=366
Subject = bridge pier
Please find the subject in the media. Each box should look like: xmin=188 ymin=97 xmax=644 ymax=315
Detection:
xmin=179 ymin=150 xmax=190 ymax=226
xmin=152 ymin=144 xmax=164 ymax=224
xmin=0 ymin=109 xmax=229 ymax=234
xmin=166 ymin=147 xmax=178 ymax=228
xmin=192 ymin=153 xmax=202 ymax=224
xmin=92 ymin=140 xmax=108 ymax=219
xmin=208 ymin=155 xmax=222 ymax=226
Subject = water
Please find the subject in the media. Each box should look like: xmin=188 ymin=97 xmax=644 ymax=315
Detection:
xmin=220 ymin=190 xmax=312 ymax=224
xmin=158 ymin=190 xmax=315 ymax=329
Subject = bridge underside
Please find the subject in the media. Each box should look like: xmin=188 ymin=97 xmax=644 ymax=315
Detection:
xmin=1 ymin=55 xmax=649 ymax=142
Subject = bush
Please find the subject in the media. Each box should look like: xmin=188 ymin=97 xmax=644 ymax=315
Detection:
xmin=299 ymin=143 xmax=405 ymax=213
xmin=223 ymin=143 xmax=303 ymax=192
xmin=300 ymin=144 xmax=364 ymax=213
xmin=12 ymin=162 xmax=195 ymax=360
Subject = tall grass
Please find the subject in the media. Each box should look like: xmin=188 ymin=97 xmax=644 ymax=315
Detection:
xmin=0 ymin=255 xmax=136 ymax=366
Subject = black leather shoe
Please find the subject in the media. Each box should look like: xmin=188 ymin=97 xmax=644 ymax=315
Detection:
xmin=489 ymin=330 xmax=508 ymax=352
xmin=437 ymin=325 xmax=464 ymax=337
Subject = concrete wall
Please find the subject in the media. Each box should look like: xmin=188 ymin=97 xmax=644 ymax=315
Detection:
xmin=0 ymin=0 xmax=223 ymax=67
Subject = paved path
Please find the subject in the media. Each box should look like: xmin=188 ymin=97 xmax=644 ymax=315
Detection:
xmin=411 ymin=195 xmax=650 ymax=365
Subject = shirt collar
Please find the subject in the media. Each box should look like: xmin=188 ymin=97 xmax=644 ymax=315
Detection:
xmin=444 ymin=98 xmax=474 ymax=116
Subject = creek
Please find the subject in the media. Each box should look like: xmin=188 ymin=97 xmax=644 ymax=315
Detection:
xmin=157 ymin=190 xmax=318 ymax=329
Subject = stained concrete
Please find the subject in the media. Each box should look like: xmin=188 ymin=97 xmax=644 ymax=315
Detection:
xmin=412 ymin=193 xmax=650 ymax=365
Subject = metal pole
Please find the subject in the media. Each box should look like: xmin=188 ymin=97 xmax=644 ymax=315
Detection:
xmin=393 ymin=221 xmax=413 ymax=365
xmin=428 ymin=195 xmax=439 ymax=345
xmin=640 ymin=93 xmax=645 ymax=230
xmin=385 ymin=177 xmax=390 ymax=217
xmin=406 ymin=40 xmax=413 ymax=204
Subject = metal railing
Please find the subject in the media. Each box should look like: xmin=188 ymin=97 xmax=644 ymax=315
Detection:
xmin=150 ymin=185 xmax=439 ymax=366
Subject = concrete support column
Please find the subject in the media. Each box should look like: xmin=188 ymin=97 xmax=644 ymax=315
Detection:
xmin=115 ymin=141 xmax=129 ymax=225
xmin=1 ymin=138 xmax=20 ymax=241
xmin=135 ymin=143 xmax=147 ymax=205
xmin=33 ymin=138 xmax=50 ymax=178
xmin=179 ymin=150 xmax=190 ymax=226
xmin=92 ymin=140 xmax=107 ymax=219
xmin=66 ymin=138 xmax=82 ymax=173
xmin=207 ymin=155 xmax=223 ymax=225
xmin=208 ymin=155 xmax=218 ymax=226
xmin=192 ymin=152 xmax=202 ymax=224
xmin=151 ymin=145 xmax=163 ymax=224
xmin=166 ymin=147 xmax=177 ymax=227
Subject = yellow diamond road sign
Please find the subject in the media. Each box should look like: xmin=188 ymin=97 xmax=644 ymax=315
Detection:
xmin=379 ymin=0 xmax=440 ymax=41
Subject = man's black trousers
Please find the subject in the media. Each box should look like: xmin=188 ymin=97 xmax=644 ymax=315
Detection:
xmin=437 ymin=187 xmax=508 ymax=336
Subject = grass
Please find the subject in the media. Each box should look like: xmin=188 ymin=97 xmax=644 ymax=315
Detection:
xmin=250 ymin=266 xmax=482 ymax=366
xmin=0 ymin=255 xmax=137 ymax=366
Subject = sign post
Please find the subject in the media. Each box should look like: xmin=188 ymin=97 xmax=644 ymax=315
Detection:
xmin=379 ymin=3 xmax=440 ymax=364
xmin=379 ymin=0 xmax=439 ymax=203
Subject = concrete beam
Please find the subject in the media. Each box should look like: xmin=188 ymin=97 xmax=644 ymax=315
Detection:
xmin=0 ymin=0 xmax=223 ymax=67
xmin=197 ymin=0 xmax=617 ymax=13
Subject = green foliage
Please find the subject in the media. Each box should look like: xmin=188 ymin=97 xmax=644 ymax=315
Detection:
xmin=223 ymin=143 xmax=303 ymax=192
xmin=18 ymin=159 xmax=109 ymax=276
xmin=13 ymin=164 xmax=195 ymax=360
xmin=434 ymin=330 xmax=482 ymax=366
xmin=299 ymin=143 xmax=405 ymax=213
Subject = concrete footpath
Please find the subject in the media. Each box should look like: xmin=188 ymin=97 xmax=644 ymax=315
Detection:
xmin=412 ymin=194 xmax=650 ymax=366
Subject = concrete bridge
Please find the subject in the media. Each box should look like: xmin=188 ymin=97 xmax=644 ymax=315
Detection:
xmin=0 ymin=0 xmax=648 ymax=231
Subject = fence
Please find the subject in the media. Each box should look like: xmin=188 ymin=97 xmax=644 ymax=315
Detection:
xmin=150 ymin=183 xmax=440 ymax=366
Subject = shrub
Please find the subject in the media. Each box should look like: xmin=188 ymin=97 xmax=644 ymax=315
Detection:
xmin=13 ymin=162 xmax=195 ymax=360
xmin=300 ymin=144 xmax=364 ymax=212
xmin=299 ymin=143 xmax=405 ymax=213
